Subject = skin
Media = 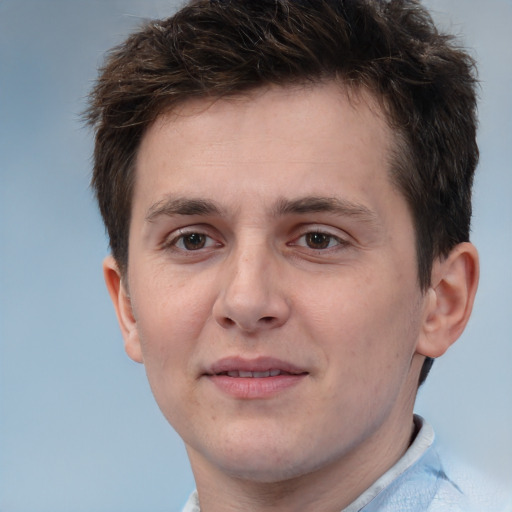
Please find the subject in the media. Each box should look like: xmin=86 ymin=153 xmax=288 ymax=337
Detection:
xmin=104 ymin=83 xmax=479 ymax=512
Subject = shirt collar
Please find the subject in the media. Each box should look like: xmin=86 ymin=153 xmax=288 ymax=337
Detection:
xmin=341 ymin=414 xmax=434 ymax=511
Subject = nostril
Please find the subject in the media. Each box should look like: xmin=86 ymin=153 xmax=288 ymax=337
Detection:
xmin=222 ymin=317 xmax=236 ymax=327
xmin=261 ymin=316 xmax=275 ymax=324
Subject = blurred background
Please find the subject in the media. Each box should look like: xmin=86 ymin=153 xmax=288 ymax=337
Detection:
xmin=1 ymin=1 xmax=510 ymax=511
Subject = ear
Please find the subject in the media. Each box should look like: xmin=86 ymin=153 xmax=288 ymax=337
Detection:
xmin=416 ymin=242 xmax=479 ymax=359
xmin=103 ymin=255 xmax=143 ymax=363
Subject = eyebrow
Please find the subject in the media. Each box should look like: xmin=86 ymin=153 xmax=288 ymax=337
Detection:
xmin=145 ymin=196 xmax=223 ymax=222
xmin=145 ymin=194 xmax=379 ymax=225
xmin=273 ymin=196 xmax=379 ymax=224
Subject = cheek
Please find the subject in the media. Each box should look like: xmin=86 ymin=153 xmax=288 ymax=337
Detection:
xmin=306 ymin=269 xmax=423 ymax=375
xmin=131 ymin=272 xmax=215 ymax=369
xmin=130 ymin=278 xmax=210 ymax=428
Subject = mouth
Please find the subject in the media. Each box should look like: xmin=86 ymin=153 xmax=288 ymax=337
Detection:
xmin=206 ymin=356 xmax=308 ymax=377
xmin=217 ymin=369 xmax=298 ymax=378
xmin=204 ymin=357 xmax=308 ymax=398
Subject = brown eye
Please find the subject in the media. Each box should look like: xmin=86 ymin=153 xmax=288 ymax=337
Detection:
xmin=180 ymin=233 xmax=207 ymax=250
xmin=305 ymin=232 xmax=333 ymax=249
xmin=165 ymin=229 xmax=221 ymax=254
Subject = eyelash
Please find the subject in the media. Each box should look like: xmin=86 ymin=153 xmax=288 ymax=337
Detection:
xmin=162 ymin=230 xmax=221 ymax=253
xmin=291 ymin=230 xmax=350 ymax=252
xmin=163 ymin=226 xmax=349 ymax=256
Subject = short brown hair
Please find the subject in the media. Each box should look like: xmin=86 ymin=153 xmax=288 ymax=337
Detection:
xmin=86 ymin=0 xmax=479 ymax=385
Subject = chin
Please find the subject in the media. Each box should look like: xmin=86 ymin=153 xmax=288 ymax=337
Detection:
xmin=220 ymin=455 xmax=313 ymax=484
xmin=200 ymin=429 xmax=328 ymax=484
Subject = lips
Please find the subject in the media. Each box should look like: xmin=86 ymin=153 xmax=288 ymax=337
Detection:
xmin=206 ymin=356 xmax=308 ymax=377
xmin=222 ymin=369 xmax=287 ymax=378
xmin=204 ymin=357 xmax=308 ymax=399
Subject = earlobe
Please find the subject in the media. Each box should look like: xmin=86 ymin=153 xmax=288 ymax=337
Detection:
xmin=417 ymin=242 xmax=479 ymax=359
xmin=103 ymin=256 xmax=144 ymax=363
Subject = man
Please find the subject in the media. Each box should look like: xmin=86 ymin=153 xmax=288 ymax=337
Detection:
xmin=86 ymin=1 xmax=493 ymax=510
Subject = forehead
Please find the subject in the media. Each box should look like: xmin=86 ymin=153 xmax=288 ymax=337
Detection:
xmin=137 ymin=82 xmax=394 ymax=186
xmin=132 ymin=82 xmax=405 ymax=228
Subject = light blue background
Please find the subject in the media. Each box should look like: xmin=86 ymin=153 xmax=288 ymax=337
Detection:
xmin=1 ymin=1 xmax=510 ymax=511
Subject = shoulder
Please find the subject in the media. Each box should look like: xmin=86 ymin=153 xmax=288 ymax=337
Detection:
xmin=430 ymin=451 xmax=511 ymax=512
xmin=362 ymin=419 xmax=510 ymax=512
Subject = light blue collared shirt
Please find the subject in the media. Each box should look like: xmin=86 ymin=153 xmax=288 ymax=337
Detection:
xmin=181 ymin=416 xmax=509 ymax=511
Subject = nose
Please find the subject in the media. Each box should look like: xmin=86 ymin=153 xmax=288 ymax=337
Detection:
xmin=212 ymin=242 xmax=291 ymax=333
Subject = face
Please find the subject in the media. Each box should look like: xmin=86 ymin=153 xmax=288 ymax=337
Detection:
xmin=115 ymin=83 xmax=433 ymax=483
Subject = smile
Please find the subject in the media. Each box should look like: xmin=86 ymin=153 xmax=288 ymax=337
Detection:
xmin=206 ymin=356 xmax=308 ymax=377
xmin=219 ymin=369 xmax=294 ymax=378
xmin=205 ymin=357 xmax=308 ymax=399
